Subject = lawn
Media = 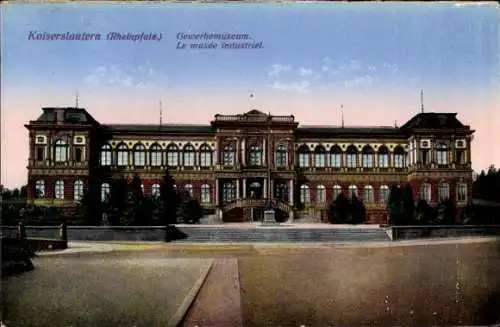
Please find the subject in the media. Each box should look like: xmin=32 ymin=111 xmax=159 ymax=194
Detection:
xmin=238 ymin=242 xmax=500 ymax=326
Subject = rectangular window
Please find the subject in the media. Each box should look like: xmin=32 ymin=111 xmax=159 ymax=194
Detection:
xmin=184 ymin=153 xmax=195 ymax=167
xmin=36 ymin=147 xmax=44 ymax=161
xmin=117 ymin=152 xmax=128 ymax=166
xmin=200 ymin=153 xmax=212 ymax=167
xmin=379 ymin=154 xmax=389 ymax=168
xmin=315 ymin=154 xmax=325 ymax=168
xmin=299 ymin=153 xmax=309 ymax=168
xmin=363 ymin=154 xmax=373 ymax=168
xmin=167 ymin=152 xmax=178 ymax=166
xmin=330 ymin=154 xmax=341 ymax=168
xmin=151 ymin=152 xmax=162 ymax=166
xmin=75 ymin=148 xmax=83 ymax=162
xmin=347 ymin=154 xmax=356 ymax=168
xmin=223 ymin=152 xmax=235 ymax=166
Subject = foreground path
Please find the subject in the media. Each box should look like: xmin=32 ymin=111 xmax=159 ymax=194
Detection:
xmin=182 ymin=258 xmax=243 ymax=327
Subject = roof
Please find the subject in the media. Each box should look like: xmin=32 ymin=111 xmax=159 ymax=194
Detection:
xmin=296 ymin=125 xmax=405 ymax=137
xmin=101 ymin=124 xmax=215 ymax=134
xmin=400 ymin=112 xmax=465 ymax=130
xmin=34 ymin=108 xmax=98 ymax=125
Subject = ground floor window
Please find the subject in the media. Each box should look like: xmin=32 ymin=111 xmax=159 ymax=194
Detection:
xmin=35 ymin=180 xmax=45 ymax=198
xmin=74 ymin=180 xmax=84 ymax=201
xmin=222 ymin=182 xmax=236 ymax=202
xmin=316 ymin=185 xmax=326 ymax=203
xmin=300 ymin=184 xmax=310 ymax=204
xmin=55 ymin=180 xmax=65 ymax=200
xmin=201 ymin=184 xmax=211 ymax=203
xmin=101 ymin=183 xmax=110 ymax=202
xmin=275 ymin=183 xmax=288 ymax=203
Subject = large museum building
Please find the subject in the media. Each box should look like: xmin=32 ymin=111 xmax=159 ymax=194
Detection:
xmin=25 ymin=107 xmax=474 ymax=224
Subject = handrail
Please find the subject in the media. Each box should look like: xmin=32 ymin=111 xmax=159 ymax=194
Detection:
xmin=221 ymin=198 xmax=294 ymax=212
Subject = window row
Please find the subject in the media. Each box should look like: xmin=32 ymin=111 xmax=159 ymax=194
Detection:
xmin=416 ymin=145 xmax=464 ymax=166
xmin=420 ymin=182 xmax=468 ymax=203
xmin=34 ymin=180 xmax=84 ymax=200
xmin=100 ymin=143 xmax=214 ymax=167
xmin=299 ymin=184 xmax=391 ymax=204
xmin=36 ymin=140 xmax=85 ymax=163
xmin=100 ymin=183 xmax=213 ymax=203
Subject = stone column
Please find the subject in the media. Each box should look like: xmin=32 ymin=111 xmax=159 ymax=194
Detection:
xmin=236 ymin=179 xmax=240 ymax=199
xmin=263 ymin=179 xmax=268 ymax=198
xmin=236 ymin=138 xmax=240 ymax=165
xmin=289 ymin=179 xmax=294 ymax=205
xmin=215 ymin=179 xmax=219 ymax=205
xmin=241 ymin=138 xmax=246 ymax=166
xmin=270 ymin=179 xmax=274 ymax=199
xmin=263 ymin=139 xmax=267 ymax=165
xmin=214 ymin=138 xmax=219 ymax=165
xmin=242 ymin=178 xmax=247 ymax=198
xmin=129 ymin=151 xmax=133 ymax=167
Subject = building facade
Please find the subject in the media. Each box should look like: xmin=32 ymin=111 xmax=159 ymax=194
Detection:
xmin=25 ymin=107 xmax=474 ymax=224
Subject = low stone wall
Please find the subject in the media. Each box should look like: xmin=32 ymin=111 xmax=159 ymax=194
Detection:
xmin=391 ymin=225 xmax=500 ymax=241
xmin=1 ymin=225 xmax=389 ymax=242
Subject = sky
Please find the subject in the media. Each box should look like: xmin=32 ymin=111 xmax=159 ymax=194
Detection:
xmin=1 ymin=2 xmax=499 ymax=188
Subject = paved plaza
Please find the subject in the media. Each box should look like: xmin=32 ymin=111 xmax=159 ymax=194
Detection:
xmin=2 ymin=237 xmax=500 ymax=327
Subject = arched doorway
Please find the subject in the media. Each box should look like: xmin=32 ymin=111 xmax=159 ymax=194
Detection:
xmin=248 ymin=181 xmax=262 ymax=199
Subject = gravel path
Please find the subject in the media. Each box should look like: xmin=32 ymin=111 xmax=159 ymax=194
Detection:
xmin=182 ymin=258 xmax=243 ymax=327
xmin=1 ymin=255 xmax=212 ymax=327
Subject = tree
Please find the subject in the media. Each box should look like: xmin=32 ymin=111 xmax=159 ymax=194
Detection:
xmin=330 ymin=192 xmax=349 ymax=224
xmin=435 ymin=198 xmax=457 ymax=225
xmin=106 ymin=176 xmax=128 ymax=225
xmin=120 ymin=173 xmax=146 ymax=226
xmin=160 ymin=169 xmax=179 ymax=241
xmin=348 ymin=194 xmax=366 ymax=224
xmin=178 ymin=192 xmax=203 ymax=224
xmin=415 ymin=200 xmax=434 ymax=225
xmin=387 ymin=185 xmax=404 ymax=225
xmin=402 ymin=184 xmax=416 ymax=224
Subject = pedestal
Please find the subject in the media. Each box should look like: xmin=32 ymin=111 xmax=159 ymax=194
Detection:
xmin=262 ymin=210 xmax=276 ymax=225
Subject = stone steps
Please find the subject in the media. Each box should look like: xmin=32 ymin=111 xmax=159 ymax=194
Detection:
xmin=174 ymin=227 xmax=390 ymax=243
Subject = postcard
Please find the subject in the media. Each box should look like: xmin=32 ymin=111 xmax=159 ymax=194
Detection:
xmin=1 ymin=2 xmax=499 ymax=327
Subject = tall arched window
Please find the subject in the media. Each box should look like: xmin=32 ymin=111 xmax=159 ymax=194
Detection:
xmin=222 ymin=182 xmax=236 ymax=202
xmin=348 ymin=184 xmax=358 ymax=197
xmin=330 ymin=145 xmax=342 ymax=168
xmin=152 ymin=183 xmax=161 ymax=198
xmin=457 ymin=182 xmax=467 ymax=202
xmin=55 ymin=180 xmax=65 ymax=200
xmin=166 ymin=144 xmax=179 ymax=167
xmin=438 ymin=182 xmax=450 ymax=201
xmin=54 ymin=140 xmax=68 ymax=162
xmin=316 ymin=184 xmax=326 ymax=203
xmin=275 ymin=144 xmax=288 ymax=168
xmin=100 ymin=144 xmax=112 ymax=166
xmin=393 ymin=146 xmax=405 ymax=168
xmin=363 ymin=185 xmax=374 ymax=203
xmin=378 ymin=146 xmax=389 ymax=168
xmin=223 ymin=144 xmax=235 ymax=166
xmin=201 ymin=184 xmax=211 ymax=203
xmin=436 ymin=143 xmax=448 ymax=165
xmin=184 ymin=184 xmax=194 ymax=197
xmin=150 ymin=144 xmax=162 ymax=167
xmin=333 ymin=184 xmax=342 ymax=200
xmin=362 ymin=146 xmax=374 ymax=168
xmin=298 ymin=145 xmax=310 ymax=168
xmin=314 ymin=146 xmax=326 ymax=168
xmin=300 ymin=184 xmax=310 ymax=204
xmin=101 ymin=183 xmax=110 ymax=202
xmin=249 ymin=144 xmax=262 ymax=166
xmin=35 ymin=180 xmax=45 ymax=198
xmin=199 ymin=144 xmax=212 ymax=167
xmin=379 ymin=185 xmax=390 ymax=204
xmin=275 ymin=183 xmax=289 ymax=202
xmin=183 ymin=144 xmax=196 ymax=167
xmin=420 ymin=183 xmax=431 ymax=203
xmin=74 ymin=180 xmax=83 ymax=201
xmin=117 ymin=143 xmax=129 ymax=166
xmin=133 ymin=143 xmax=146 ymax=166
xmin=346 ymin=145 xmax=358 ymax=168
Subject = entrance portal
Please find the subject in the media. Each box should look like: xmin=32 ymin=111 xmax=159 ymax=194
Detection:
xmin=248 ymin=180 xmax=263 ymax=199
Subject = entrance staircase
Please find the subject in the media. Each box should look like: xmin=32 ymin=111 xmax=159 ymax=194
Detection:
xmin=174 ymin=226 xmax=390 ymax=243
xmin=221 ymin=198 xmax=294 ymax=223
